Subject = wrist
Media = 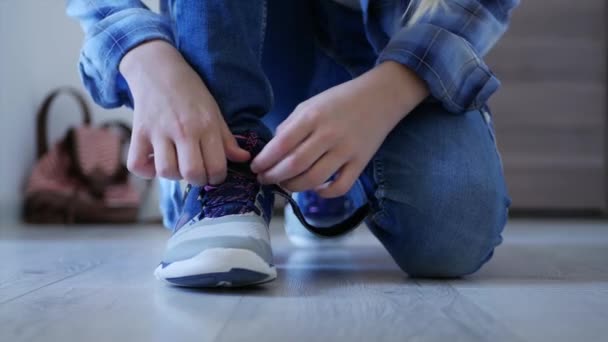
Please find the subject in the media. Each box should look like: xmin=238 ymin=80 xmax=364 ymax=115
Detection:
xmin=119 ymin=40 xmax=181 ymax=95
xmin=373 ymin=61 xmax=429 ymax=119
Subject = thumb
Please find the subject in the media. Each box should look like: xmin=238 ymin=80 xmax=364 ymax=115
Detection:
xmin=221 ymin=123 xmax=251 ymax=162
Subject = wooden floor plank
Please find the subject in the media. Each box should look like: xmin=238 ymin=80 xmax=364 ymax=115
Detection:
xmin=0 ymin=219 xmax=607 ymax=341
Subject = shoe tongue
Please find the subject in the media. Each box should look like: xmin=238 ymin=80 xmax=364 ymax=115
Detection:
xmin=235 ymin=130 xmax=266 ymax=157
xmin=231 ymin=131 xmax=267 ymax=175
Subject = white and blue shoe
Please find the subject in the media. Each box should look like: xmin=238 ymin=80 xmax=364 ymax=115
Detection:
xmin=154 ymin=132 xmax=276 ymax=287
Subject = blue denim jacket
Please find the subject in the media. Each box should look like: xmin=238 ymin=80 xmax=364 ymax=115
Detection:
xmin=67 ymin=0 xmax=518 ymax=113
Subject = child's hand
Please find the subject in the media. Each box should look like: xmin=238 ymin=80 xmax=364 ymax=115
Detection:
xmin=251 ymin=61 xmax=428 ymax=197
xmin=119 ymin=40 xmax=250 ymax=185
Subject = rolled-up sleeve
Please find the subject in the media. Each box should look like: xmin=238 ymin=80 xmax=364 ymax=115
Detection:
xmin=67 ymin=0 xmax=175 ymax=108
xmin=377 ymin=0 xmax=519 ymax=113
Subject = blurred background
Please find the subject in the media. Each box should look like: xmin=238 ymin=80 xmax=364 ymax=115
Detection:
xmin=486 ymin=0 xmax=606 ymax=215
xmin=0 ymin=0 xmax=606 ymax=222
xmin=0 ymin=1 xmax=164 ymax=224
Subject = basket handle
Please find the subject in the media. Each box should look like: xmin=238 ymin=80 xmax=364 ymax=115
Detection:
xmin=36 ymin=87 xmax=92 ymax=159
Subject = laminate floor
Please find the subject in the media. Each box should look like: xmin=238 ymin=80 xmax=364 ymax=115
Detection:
xmin=1 ymin=218 xmax=607 ymax=342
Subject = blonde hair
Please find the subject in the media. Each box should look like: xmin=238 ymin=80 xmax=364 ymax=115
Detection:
xmin=406 ymin=0 xmax=444 ymax=24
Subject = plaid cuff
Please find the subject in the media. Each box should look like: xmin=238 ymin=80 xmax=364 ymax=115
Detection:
xmin=78 ymin=8 xmax=175 ymax=108
xmin=377 ymin=23 xmax=500 ymax=113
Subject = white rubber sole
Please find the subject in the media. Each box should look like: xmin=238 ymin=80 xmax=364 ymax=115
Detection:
xmin=154 ymin=248 xmax=276 ymax=287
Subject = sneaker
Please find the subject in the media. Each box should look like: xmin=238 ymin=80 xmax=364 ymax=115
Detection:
xmin=154 ymin=131 xmax=276 ymax=287
xmin=285 ymin=190 xmax=356 ymax=247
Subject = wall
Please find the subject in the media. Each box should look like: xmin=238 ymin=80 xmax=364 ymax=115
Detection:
xmin=0 ymin=1 xmax=159 ymax=223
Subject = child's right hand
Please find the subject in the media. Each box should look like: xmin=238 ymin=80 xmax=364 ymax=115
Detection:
xmin=119 ymin=40 xmax=250 ymax=185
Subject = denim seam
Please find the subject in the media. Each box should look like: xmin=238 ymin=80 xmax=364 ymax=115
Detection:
xmin=480 ymin=109 xmax=511 ymax=207
xmin=259 ymin=0 xmax=268 ymax=62
xmin=371 ymin=156 xmax=388 ymax=225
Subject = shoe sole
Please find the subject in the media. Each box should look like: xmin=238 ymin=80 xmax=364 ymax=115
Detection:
xmin=154 ymin=248 xmax=276 ymax=288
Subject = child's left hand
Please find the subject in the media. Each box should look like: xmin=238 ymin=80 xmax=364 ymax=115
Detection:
xmin=251 ymin=61 xmax=428 ymax=198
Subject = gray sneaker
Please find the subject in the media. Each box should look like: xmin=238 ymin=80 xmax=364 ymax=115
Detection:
xmin=154 ymin=132 xmax=276 ymax=287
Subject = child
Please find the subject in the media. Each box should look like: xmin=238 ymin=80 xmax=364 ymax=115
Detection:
xmin=67 ymin=0 xmax=517 ymax=287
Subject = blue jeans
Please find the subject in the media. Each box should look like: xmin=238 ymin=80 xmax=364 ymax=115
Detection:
xmin=159 ymin=0 xmax=510 ymax=278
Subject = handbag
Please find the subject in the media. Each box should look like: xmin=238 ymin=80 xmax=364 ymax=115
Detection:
xmin=23 ymin=87 xmax=141 ymax=224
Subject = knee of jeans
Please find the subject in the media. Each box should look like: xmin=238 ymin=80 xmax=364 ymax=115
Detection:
xmin=395 ymin=244 xmax=494 ymax=279
xmin=372 ymin=177 xmax=508 ymax=279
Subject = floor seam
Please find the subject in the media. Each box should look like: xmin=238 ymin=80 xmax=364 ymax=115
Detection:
xmin=446 ymin=280 xmax=529 ymax=342
xmin=211 ymin=295 xmax=245 ymax=342
xmin=0 ymin=262 xmax=101 ymax=306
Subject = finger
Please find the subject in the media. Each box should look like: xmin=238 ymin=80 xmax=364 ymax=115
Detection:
xmin=152 ymin=137 xmax=181 ymax=180
xmin=275 ymin=103 xmax=305 ymax=133
xmin=251 ymin=117 xmax=312 ymax=173
xmin=275 ymin=115 xmax=294 ymax=135
xmin=201 ymin=131 xmax=227 ymax=185
xmin=258 ymin=130 xmax=335 ymax=185
xmin=280 ymin=149 xmax=346 ymax=192
xmin=176 ymin=139 xmax=206 ymax=185
xmin=314 ymin=161 xmax=361 ymax=198
xmin=126 ymin=130 xmax=155 ymax=179
xmin=220 ymin=118 xmax=250 ymax=162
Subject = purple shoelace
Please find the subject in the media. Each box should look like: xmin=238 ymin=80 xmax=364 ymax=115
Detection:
xmin=198 ymin=169 xmax=261 ymax=218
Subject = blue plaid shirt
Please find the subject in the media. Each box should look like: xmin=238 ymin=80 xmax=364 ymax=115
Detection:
xmin=67 ymin=0 xmax=518 ymax=113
